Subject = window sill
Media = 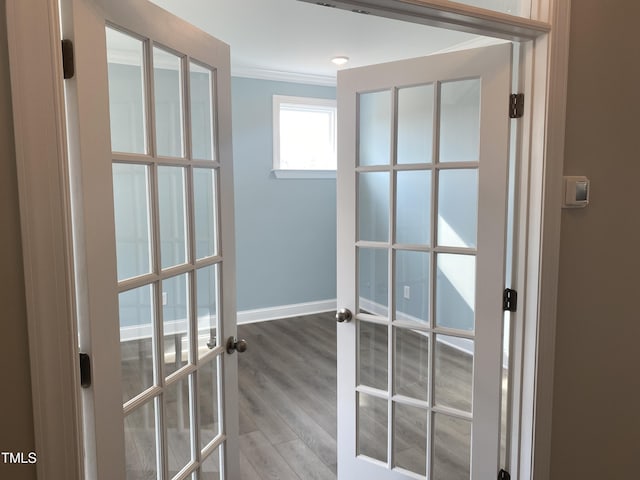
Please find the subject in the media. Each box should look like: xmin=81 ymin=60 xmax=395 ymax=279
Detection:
xmin=271 ymin=169 xmax=336 ymax=179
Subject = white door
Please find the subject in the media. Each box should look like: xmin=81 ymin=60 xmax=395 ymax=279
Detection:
xmin=336 ymin=43 xmax=512 ymax=480
xmin=63 ymin=0 xmax=240 ymax=478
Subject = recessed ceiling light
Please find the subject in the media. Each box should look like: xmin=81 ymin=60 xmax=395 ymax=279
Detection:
xmin=331 ymin=56 xmax=349 ymax=66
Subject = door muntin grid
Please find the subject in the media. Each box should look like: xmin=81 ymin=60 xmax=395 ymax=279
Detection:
xmin=107 ymin=24 xmax=225 ymax=479
xmin=355 ymin=79 xmax=484 ymax=478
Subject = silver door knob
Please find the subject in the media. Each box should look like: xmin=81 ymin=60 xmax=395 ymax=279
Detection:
xmin=226 ymin=336 xmax=248 ymax=354
xmin=336 ymin=308 xmax=353 ymax=323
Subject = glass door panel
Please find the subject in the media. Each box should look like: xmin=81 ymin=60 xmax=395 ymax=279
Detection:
xmin=339 ymin=43 xmax=511 ymax=479
xmin=113 ymin=163 xmax=152 ymax=281
xmin=165 ymin=376 xmax=194 ymax=477
xmin=124 ymin=398 xmax=159 ymax=480
xmin=396 ymin=170 xmax=431 ymax=246
xmin=103 ymin=17 xmax=232 ymax=478
xmin=153 ymin=47 xmax=185 ymax=158
xmin=162 ymin=273 xmax=190 ymax=378
xmin=158 ymin=166 xmax=188 ymax=269
xmin=397 ymin=84 xmax=434 ymax=165
xmin=439 ymin=79 xmax=481 ymax=163
xmin=119 ymin=284 xmax=155 ymax=404
xmin=189 ymin=62 xmax=215 ymax=161
xmin=106 ymin=28 xmax=147 ymax=155
xmin=358 ymin=90 xmax=392 ymax=167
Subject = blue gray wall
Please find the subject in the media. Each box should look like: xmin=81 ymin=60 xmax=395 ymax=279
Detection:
xmin=231 ymin=77 xmax=337 ymax=311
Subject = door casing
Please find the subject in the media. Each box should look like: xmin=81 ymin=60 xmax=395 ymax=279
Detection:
xmin=5 ymin=1 xmax=570 ymax=479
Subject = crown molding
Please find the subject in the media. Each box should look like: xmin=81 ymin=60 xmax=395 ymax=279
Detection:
xmin=231 ymin=64 xmax=337 ymax=86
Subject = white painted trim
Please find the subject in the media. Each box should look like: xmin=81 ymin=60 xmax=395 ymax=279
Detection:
xmin=272 ymin=94 xmax=337 ymax=173
xmin=272 ymin=169 xmax=336 ymax=179
xmin=232 ymin=65 xmax=336 ymax=86
xmin=299 ymin=0 xmax=550 ymax=39
xmin=5 ymin=1 xmax=82 ymax=479
xmin=528 ymin=1 xmax=571 ymax=479
xmin=236 ymin=299 xmax=337 ymax=324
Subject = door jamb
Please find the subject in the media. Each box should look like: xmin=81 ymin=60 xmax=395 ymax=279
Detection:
xmin=5 ymin=1 xmax=570 ymax=479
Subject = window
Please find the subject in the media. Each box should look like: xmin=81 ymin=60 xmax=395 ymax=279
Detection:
xmin=273 ymin=95 xmax=337 ymax=179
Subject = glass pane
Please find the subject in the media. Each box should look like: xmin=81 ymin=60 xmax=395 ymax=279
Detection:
xmin=279 ymin=102 xmax=337 ymax=170
xmin=357 ymin=393 xmax=387 ymax=462
xmin=113 ymin=164 xmax=152 ymax=281
xmin=199 ymin=357 xmax=220 ymax=450
xmin=193 ymin=168 xmax=218 ymax=259
xmin=358 ymin=90 xmax=391 ymax=166
xmin=106 ymin=28 xmax=147 ymax=154
xmin=436 ymin=254 xmax=475 ymax=331
xmin=358 ymin=248 xmax=388 ymax=316
xmin=158 ymin=166 xmax=188 ymax=269
xmin=190 ymin=62 xmax=215 ymax=160
xmin=435 ymin=335 xmax=473 ymax=413
xmin=439 ymin=79 xmax=480 ymax=163
xmin=119 ymin=284 xmax=155 ymax=403
xmin=196 ymin=264 xmax=219 ymax=356
xmin=394 ymin=403 xmax=427 ymax=476
xmin=395 ymin=250 xmax=430 ymax=324
xmin=396 ymin=170 xmax=431 ymax=245
xmin=397 ymin=84 xmax=434 ymax=165
xmin=358 ymin=321 xmax=388 ymax=390
xmin=154 ymin=47 xmax=184 ymax=157
xmin=200 ymin=446 xmax=221 ymax=480
xmin=162 ymin=274 xmax=189 ymax=377
xmin=358 ymin=172 xmax=390 ymax=243
xmin=125 ymin=400 xmax=158 ymax=480
xmin=165 ymin=376 xmax=193 ymax=477
xmin=394 ymin=327 xmax=429 ymax=401
xmin=433 ymin=413 xmax=471 ymax=480
xmin=437 ymin=169 xmax=478 ymax=248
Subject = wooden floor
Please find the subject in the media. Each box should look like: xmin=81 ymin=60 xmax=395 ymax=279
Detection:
xmin=122 ymin=312 xmax=493 ymax=479
xmin=237 ymin=313 xmax=479 ymax=480
xmin=237 ymin=312 xmax=338 ymax=480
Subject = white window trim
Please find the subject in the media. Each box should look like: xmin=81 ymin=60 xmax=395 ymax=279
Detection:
xmin=272 ymin=94 xmax=337 ymax=179
xmin=6 ymin=1 xmax=569 ymax=479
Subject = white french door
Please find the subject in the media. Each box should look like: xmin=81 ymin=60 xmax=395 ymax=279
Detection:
xmin=336 ymin=43 xmax=512 ymax=480
xmin=62 ymin=0 xmax=239 ymax=478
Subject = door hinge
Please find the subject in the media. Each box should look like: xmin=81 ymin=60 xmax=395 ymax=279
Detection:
xmin=509 ymin=93 xmax=524 ymax=118
xmin=503 ymin=288 xmax=518 ymax=312
xmin=498 ymin=469 xmax=511 ymax=480
xmin=79 ymin=353 xmax=91 ymax=388
xmin=62 ymin=39 xmax=75 ymax=79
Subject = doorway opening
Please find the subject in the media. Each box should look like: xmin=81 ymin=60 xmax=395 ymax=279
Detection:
xmin=146 ymin=1 xmax=520 ymax=479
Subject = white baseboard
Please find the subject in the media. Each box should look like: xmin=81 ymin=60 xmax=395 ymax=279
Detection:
xmin=237 ymin=299 xmax=337 ymax=324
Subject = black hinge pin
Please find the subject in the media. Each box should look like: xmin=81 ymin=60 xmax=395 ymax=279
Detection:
xmin=498 ymin=469 xmax=511 ymax=480
xmin=62 ymin=39 xmax=75 ymax=79
xmin=503 ymin=288 xmax=518 ymax=312
xmin=79 ymin=353 xmax=91 ymax=388
xmin=509 ymin=93 xmax=524 ymax=118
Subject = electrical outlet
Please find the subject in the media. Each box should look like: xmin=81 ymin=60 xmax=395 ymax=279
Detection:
xmin=403 ymin=285 xmax=410 ymax=300
xmin=162 ymin=292 xmax=168 ymax=306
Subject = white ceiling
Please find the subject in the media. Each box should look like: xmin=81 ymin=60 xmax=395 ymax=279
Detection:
xmin=150 ymin=0 xmax=486 ymax=85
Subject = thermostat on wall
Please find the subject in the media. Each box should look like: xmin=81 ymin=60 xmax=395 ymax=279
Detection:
xmin=563 ymin=176 xmax=590 ymax=208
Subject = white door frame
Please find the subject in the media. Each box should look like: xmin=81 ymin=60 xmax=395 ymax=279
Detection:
xmin=6 ymin=1 xmax=570 ymax=479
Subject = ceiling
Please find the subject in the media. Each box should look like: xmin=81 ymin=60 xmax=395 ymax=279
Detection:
xmin=150 ymin=0 xmax=487 ymax=85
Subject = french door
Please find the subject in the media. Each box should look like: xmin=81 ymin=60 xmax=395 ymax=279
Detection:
xmin=63 ymin=0 xmax=239 ymax=478
xmin=336 ymin=44 xmax=512 ymax=479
